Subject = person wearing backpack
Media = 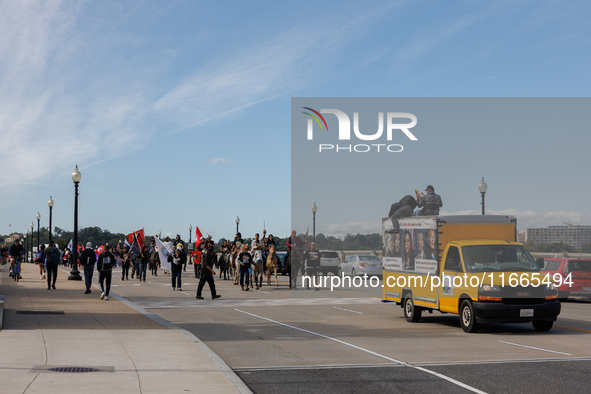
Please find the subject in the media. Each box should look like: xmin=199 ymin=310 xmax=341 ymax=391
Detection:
xmin=97 ymin=244 xmax=116 ymax=300
xmin=45 ymin=240 xmax=61 ymax=290
xmin=80 ymin=242 xmax=97 ymax=294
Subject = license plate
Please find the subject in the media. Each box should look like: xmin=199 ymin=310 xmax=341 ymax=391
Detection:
xmin=520 ymin=309 xmax=534 ymax=317
xmin=583 ymin=286 xmax=591 ymax=291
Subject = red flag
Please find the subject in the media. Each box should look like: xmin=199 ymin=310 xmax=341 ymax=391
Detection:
xmin=127 ymin=229 xmax=145 ymax=250
xmin=191 ymin=250 xmax=202 ymax=264
xmin=96 ymin=245 xmax=105 ymax=254
xmin=195 ymin=226 xmax=203 ymax=249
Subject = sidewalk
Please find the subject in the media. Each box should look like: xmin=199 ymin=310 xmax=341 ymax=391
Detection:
xmin=0 ymin=262 xmax=250 ymax=394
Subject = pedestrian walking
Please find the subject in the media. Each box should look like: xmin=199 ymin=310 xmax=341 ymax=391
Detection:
xmin=35 ymin=244 xmax=46 ymax=280
xmin=171 ymin=248 xmax=183 ymax=291
xmin=80 ymin=242 xmax=97 ymax=294
xmin=196 ymin=245 xmax=221 ymax=300
xmin=239 ymin=245 xmax=252 ymax=291
xmin=121 ymin=247 xmax=131 ymax=280
xmin=97 ymin=245 xmax=116 ymax=301
xmin=138 ymin=245 xmax=149 ymax=282
xmin=45 ymin=240 xmax=60 ymax=290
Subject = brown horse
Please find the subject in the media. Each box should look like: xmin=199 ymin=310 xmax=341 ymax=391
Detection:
xmin=266 ymin=245 xmax=279 ymax=286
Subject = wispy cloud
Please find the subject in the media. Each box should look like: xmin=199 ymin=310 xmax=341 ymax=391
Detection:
xmin=208 ymin=157 xmax=231 ymax=164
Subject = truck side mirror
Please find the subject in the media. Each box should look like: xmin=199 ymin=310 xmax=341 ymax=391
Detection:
xmin=536 ymin=258 xmax=544 ymax=269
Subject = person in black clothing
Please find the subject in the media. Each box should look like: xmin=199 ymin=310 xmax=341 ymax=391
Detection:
xmin=304 ymin=242 xmax=321 ymax=290
xmin=121 ymin=247 xmax=131 ymax=280
xmin=138 ymin=245 xmax=149 ymax=282
xmin=45 ymin=240 xmax=61 ymax=289
xmin=80 ymin=242 xmax=97 ymax=294
xmin=97 ymin=245 xmax=116 ymax=300
xmin=196 ymin=245 xmax=221 ymax=300
xmin=9 ymin=239 xmax=24 ymax=279
xmin=238 ymin=245 xmax=251 ymax=291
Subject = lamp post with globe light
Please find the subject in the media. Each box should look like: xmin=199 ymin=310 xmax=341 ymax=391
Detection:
xmin=479 ymin=177 xmax=488 ymax=215
xmin=48 ymin=196 xmax=54 ymax=241
xmin=69 ymin=166 xmax=82 ymax=280
xmin=36 ymin=212 xmax=41 ymax=251
xmin=30 ymin=222 xmax=34 ymax=260
xmin=236 ymin=216 xmax=240 ymax=234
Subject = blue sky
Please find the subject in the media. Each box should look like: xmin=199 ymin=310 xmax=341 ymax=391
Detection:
xmin=1 ymin=0 xmax=590 ymax=241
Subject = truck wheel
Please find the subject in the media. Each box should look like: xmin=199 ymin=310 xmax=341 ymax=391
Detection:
xmin=558 ymin=291 xmax=570 ymax=302
xmin=459 ymin=300 xmax=479 ymax=333
xmin=404 ymin=296 xmax=422 ymax=322
xmin=532 ymin=321 xmax=553 ymax=332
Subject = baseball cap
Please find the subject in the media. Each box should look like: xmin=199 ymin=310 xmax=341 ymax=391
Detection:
xmin=86 ymin=242 xmax=92 ymax=248
xmin=425 ymin=185 xmax=434 ymax=192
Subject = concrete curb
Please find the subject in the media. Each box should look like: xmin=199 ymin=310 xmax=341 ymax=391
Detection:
xmin=107 ymin=291 xmax=253 ymax=394
xmin=57 ymin=267 xmax=252 ymax=394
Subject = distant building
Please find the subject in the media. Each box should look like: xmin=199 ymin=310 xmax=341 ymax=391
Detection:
xmin=4 ymin=234 xmax=21 ymax=243
xmin=516 ymin=231 xmax=526 ymax=243
xmin=525 ymin=225 xmax=591 ymax=249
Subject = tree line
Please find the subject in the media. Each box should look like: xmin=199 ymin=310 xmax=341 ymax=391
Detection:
xmin=3 ymin=228 xmax=384 ymax=252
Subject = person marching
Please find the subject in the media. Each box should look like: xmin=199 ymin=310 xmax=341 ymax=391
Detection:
xmin=45 ymin=240 xmax=60 ymax=289
xmin=171 ymin=247 xmax=183 ymax=291
xmin=238 ymin=244 xmax=252 ymax=291
xmin=304 ymin=242 xmax=321 ymax=290
xmin=97 ymin=245 xmax=116 ymax=300
xmin=196 ymin=244 xmax=221 ymax=300
xmin=35 ymin=244 xmax=46 ymax=280
xmin=80 ymin=242 xmax=97 ymax=294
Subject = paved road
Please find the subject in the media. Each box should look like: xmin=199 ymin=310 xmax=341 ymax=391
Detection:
xmin=107 ymin=269 xmax=591 ymax=393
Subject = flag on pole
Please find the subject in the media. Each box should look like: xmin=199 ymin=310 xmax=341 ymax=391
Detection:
xmin=67 ymin=239 xmax=73 ymax=251
xmin=195 ymin=226 xmax=203 ymax=249
xmin=154 ymin=235 xmax=172 ymax=271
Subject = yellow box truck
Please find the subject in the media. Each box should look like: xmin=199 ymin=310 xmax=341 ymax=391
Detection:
xmin=382 ymin=215 xmax=561 ymax=332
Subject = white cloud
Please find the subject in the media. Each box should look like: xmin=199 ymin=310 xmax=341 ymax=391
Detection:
xmin=208 ymin=157 xmax=231 ymax=164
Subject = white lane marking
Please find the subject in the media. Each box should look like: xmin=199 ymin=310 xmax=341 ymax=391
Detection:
xmin=234 ymin=309 xmax=488 ymax=394
xmin=497 ymin=341 xmax=572 ymax=356
xmin=333 ymin=307 xmax=363 ymax=314
xmin=179 ymin=291 xmax=191 ymax=296
xmin=255 ymin=290 xmax=270 ymax=294
xmin=111 ymin=284 xmax=141 ymax=287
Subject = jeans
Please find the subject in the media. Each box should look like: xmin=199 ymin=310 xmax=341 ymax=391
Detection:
xmin=197 ymin=273 xmax=217 ymax=297
xmin=99 ymin=271 xmax=112 ymax=296
xmin=84 ymin=265 xmax=94 ymax=291
xmin=137 ymin=263 xmax=147 ymax=280
xmin=240 ymin=266 xmax=250 ymax=286
xmin=413 ymin=209 xmax=424 ymax=216
xmin=122 ymin=262 xmax=129 ymax=279
xmin=47 ymin=264 xmax=58 ymax=288
xmin=171 ymin=271 xmax=182 ymax=289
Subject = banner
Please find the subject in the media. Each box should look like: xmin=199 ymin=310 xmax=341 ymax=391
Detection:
xmin=155 ymin=235 xmax=172 ymax=271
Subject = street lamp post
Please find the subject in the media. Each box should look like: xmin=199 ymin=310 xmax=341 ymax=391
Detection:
xmin=24 ymin=231 xmax=28 ymax=262
xmin=478 ymin=177 xmax=488 ymax=215
xmin=312 ymin=202 xmax=317 ymax=243
xmin=30 ymin=222 xmax=34 ymax=261
xmin=48 ymin=196 xmax=54 ymax=241
xmin=36 ymin=212 xmax=41 ymax=251
xmin=236 ymin=216 xmax=240 ymax=234
xmin=189 ymin=224 xmax=192 ymax=245
xmin=69 ymin=166 xmax=82 ymax=280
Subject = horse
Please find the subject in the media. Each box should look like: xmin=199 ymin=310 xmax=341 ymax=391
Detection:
xmin=286 ymin=244 xmax=304 ymax=289
xmin=266 ymin=245 xmax=279 ymax=286
xmin=231 ymin=245 xmax=242 ymax=285
xmin=219 ymin=251 xmax=231 ymax=280
xmin=252 ymin=250 xmax=264 ymax=289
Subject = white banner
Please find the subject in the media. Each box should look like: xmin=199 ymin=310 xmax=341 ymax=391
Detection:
xmin=155 ymin=236 xmax=172 ymax=271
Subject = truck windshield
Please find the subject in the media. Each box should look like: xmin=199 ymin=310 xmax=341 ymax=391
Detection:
xmin=462 ymin=245 xmax=539 ymax=273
